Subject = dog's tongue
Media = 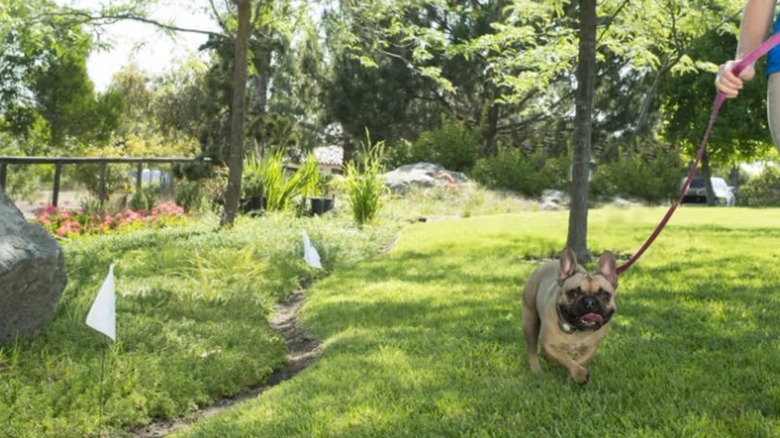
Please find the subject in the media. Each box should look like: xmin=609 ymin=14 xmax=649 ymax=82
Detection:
xmin=581 ymin=313 xmax=604 ymax=325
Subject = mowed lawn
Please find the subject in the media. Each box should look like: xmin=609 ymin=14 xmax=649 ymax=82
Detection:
xmin=181 ymin=207 xmax=780 ymax=437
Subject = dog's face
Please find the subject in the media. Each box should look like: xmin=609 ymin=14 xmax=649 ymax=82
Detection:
xmin=556 ymin=248 xmax=618 ymax=331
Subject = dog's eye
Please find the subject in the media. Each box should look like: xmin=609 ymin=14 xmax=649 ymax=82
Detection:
xmin=600 ymin=290 xmax=612 ymax=301
xmin=567 ymin=288 xmax=581 ymax=299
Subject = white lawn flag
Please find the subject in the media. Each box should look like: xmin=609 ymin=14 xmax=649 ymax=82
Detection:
xmin=302 ymin=230 xmax=323 ymax=269
xmin=86 ymin=264 xmax=116 ymax=341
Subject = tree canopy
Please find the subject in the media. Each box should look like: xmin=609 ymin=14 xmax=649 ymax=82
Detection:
xmin=1 ymin=0 xmax=771 ymax=228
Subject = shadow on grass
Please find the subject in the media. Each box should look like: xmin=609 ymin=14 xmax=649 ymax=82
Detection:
xmin=184 ymin=224 xmax=780 ymax=437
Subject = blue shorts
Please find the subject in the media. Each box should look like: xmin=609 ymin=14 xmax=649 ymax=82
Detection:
xmin=767 ymin=12 xmax=780 ymax=76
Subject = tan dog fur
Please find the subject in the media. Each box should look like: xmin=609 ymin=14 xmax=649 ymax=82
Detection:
xmin=522 ymin=248 xmax=618 ymax=384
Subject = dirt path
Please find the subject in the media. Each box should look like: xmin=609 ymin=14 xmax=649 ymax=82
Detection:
xmin=132 ymin=289 xmax=321 ymax=437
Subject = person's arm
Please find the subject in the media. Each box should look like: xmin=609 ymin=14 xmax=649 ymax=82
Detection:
xmin=716 ymin=0 xmax=777 ymax=98
xmin=736 ymin=0 xmax=776 ymax=58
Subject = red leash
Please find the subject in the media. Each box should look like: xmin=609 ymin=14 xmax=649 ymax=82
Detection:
xmin=616 ymin=31 xmax=780 ymax=275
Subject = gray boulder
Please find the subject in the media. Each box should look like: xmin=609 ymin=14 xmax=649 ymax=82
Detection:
xmin=540 ymin=189 xmax=569 ymax=211
xmin=0 ymin=192 xmax=67 ymax=344
xmin=383 ymin=162 xmax=468 ymax=193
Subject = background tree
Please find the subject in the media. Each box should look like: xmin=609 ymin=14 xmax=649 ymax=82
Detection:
xmin=661 ymin=29 xmax=772 ymax=204
xmin=222 ymin=0 xmax=252 ymax=227
xmin=567 ymin=0 xmax=597 ymax=261
xmin=0 ymin=0 xmax=123 ymax=153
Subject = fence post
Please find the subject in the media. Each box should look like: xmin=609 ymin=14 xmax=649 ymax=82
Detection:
xmin=98 ymin=161 xmax=107 ymax=208
xmin=52 ymin=161 xmax=62 ymax=207
xmin=136 ymin=162 xmax=143 ymax=192
xmin=0 ymin=161 xmax=6 ymax=193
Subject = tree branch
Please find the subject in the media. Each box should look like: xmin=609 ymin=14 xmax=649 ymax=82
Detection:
xmin=49 ymin=10 xmax=227 ymax=40
xmin=209 ymin=0 xmax=229 ymax=33
xmin=596 ymin=0 xmax=631 ymax=45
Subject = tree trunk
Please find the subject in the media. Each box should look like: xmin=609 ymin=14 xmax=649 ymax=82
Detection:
xmin=566 ymin=0 xmax=597 ymax=263
xmin=250 ymin=40 xmax=272 ymax=118
xmin=701 ymin=149 xmax=715 ymax=206
xmin=221 ymin=0 xmax=252 ymax=227
xmin=482 ymin=102 xmax=500 ymax=157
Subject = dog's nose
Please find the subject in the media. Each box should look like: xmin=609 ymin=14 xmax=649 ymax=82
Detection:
xmin=583 ymin=296 xmax=597 ymax=310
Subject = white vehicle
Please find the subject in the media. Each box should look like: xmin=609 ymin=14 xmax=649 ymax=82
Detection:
xmin=681 ymin=176 xmax=735 ymax=206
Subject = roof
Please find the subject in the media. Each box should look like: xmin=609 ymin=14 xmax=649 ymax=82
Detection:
xmin=312 ymin=145 xmax=343 ymax=166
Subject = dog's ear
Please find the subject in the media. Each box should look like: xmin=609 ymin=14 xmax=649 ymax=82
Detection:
xmin=597 ymin=250 xmax=618 ymax=289
xmin=558 ymin=247 xmax=579 ymax=285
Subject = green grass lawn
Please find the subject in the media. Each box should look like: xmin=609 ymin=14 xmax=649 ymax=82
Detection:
xmin=0 ymin=212 xmax=399 ymax=437
xmin=177 ymin=207 xmax=780 ymax=437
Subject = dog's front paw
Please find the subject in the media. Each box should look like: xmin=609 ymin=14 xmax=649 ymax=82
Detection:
xmin=571 ymin=366 xmax=590 ymax=384
xmin=528 ymin=357 xmax=542 ymax=375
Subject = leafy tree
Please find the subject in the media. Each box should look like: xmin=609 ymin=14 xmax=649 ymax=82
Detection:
xmin=267 ymin=18 xmax=327 ymax=150
xmin=0 ymin=0 xmax=123 ymax=152
xmin=661 ymin=28 xmax=772 ymax=205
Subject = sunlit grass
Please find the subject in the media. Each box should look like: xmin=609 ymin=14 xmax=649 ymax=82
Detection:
xmin=180 ymin=206 xmax=780 ymax=437
xmin=0 ymin=212 xmax=399 ymax=437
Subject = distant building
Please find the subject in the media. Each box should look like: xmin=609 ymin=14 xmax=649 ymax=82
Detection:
xmin=287 ymin=145 xmax=344 ymax=174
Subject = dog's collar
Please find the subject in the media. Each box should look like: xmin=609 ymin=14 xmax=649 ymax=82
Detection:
xmin=557 ymin=307 xmax=577 ymax=334
xmin=558 ymin=319 xmax=577 ymax=334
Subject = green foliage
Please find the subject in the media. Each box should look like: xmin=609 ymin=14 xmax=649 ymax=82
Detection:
xmin=0 ymin=0 xmax=123 ymax=149
xmin=298 ymin=153 xmax=322 ymax=199
xmin=408 ymin=115 xmax=481 ymax=172
xmin=247 ymin=114 xmax=300 ymax=152
xmin=71 ymin=160 xmax=132 ymax=199
xmin=258 ymin=149 xmax=321 ymax=212
xmin=0 ymin=133 xmax=50 ymax=199
xmin=590 ymin=146 xmax=681 ymax=203
xmin=738 ymin=166 xmax=780 ymax=207
xmin=174 ymin=179 xmax=206 ymax=213
xmin=344 ymin=134 xmax=388 ymax=226
xmin=660 ymin=28 xmax=773 ymax=166
xmin=0 ymin=210 xmax=399 ymax=437
xmin=267 ymin=17 xmax=327 ymax=149
xmin=129 ymin=185 xmax=159 ymax=212
xmin=242 ymin=149 xmax=265 ymax=198
xmin=471 ymin=149 xmax=557 ymax=197
xmin=383 ymin=139 xmax=414 ymax=169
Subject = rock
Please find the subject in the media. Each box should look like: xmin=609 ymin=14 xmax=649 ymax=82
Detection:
xmin=383 ymin=162 xmax=468 ymax=193
xmin=540 ymin=189 xmax=569 ymax=210
xmin=539 ymin=200 xmax=561 ymax=211
xmin=0 ymin=192 xmax=67 ymax=344
xmin=611 ymin=197 xmax=633 ymax=208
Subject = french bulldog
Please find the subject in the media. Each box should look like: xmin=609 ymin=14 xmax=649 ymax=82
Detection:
xmin=522 ymin=247 xmax=617 ymax=384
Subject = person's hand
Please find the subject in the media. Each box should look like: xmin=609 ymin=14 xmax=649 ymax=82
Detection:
xmin=715 ymin=60 xmax=756 ymax=98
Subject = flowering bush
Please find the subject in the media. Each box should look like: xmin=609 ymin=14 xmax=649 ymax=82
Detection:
xmin=34 ymin=201 xmax=188 ymax=238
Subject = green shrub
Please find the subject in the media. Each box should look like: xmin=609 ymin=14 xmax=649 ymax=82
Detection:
xmin=258 ymin=149 xmax=321 ymax=213
xmin=383 ymin=139 xmax=414 ymax=170
xmin=0 ymin=127 xmax=51 ymax=200
xmin=537 ymin=154 xmax=572 ymax=192
xmin=739 ymin=166 xmax=780 ymax=206
xmin=71 ymin=162 xmax=133 ymax=198
xmin=471 ymin=149 xmax=548 ymax=197
xmin=590 ymin=148 xmax=680 ymax=204
xmin=345 ymin=133 xmax=388 ymax=226
xmin=174 ymin=179 xmax=205 ymax=212
xmin=409 ymin=115 xmax=481 ymax=172
xmin=130 ymin=185 xmax=158 ymax=212
xmin=242 ymin=149 xmax=265 ymax=199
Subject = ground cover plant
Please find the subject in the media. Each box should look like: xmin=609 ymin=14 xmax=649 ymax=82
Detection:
xmin=0 ymin=212 xmax=399 ymax=437
xmin=179 ymin=207 xmax=780 ymax=437
xmin=34 ymin=201 xmax=187 ymax=238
